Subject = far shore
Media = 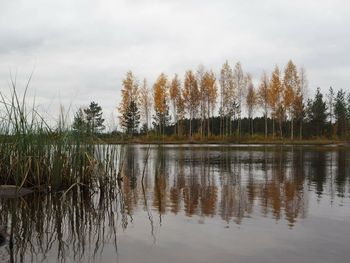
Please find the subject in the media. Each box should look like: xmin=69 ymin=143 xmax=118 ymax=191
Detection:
xmin=99 ymin=137 xmax=350 ymax=146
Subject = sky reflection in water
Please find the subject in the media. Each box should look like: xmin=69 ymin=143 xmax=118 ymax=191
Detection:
xmin=0 ymin=145 xmax=349 ymax=263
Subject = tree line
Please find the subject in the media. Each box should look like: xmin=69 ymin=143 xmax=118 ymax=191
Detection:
xmin=73 ymin=60 xmax=350 ymax=140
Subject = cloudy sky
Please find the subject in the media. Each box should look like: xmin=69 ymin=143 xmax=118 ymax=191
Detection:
xmin=0 ymin=0 xmax=349 ymax=128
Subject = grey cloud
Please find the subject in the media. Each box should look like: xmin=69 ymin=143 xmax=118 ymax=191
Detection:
xmin=0 ymin=0 xmax=350 ymax=123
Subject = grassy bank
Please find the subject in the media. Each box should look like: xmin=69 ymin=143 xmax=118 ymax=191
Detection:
xmin=99 ymin=134 xmax=349 ymax=146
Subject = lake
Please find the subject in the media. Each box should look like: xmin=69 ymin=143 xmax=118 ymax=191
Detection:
xmin=0 ymin=144 xmax=349 ymax=263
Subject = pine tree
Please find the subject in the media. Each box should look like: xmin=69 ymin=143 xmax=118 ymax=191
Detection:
xmin=123 ymin=100 xmax=140 ymax=136
xmin=334 ymin=89 xmax=348 ymax=138
xmin=309 ymin=88 xmax=327 ymax=137
xmin=72 ymin=108 xmax=87 ymax=133
xmin=84 ymin=101 xmax=105 ymax=134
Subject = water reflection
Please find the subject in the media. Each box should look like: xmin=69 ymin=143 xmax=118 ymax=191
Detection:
xmin=0 ymin=145 xmax=349 ymax=262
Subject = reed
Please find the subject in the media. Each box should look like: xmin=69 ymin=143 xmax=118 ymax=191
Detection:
xmin=0 ymin=80 xmax=118 ymax=191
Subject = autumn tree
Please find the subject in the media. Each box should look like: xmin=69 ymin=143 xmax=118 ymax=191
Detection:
xmin=293 ymin=89 xmax=303 ymax=139
xmin=233 ymin=62 xmax=246 ymax=137
xmin=183 ymin=70 xmax=199 ymax=138
xmin=118 ymin=71 xmax=138 ymax=132
xmin=219 ymin=61 xmax=234 ymax=137
xmin=202 ymin=70 xmax=217 ymax=137
xmin=257 ymin=72 xmax=270 ymax=138
xmin=169 ymin=74 xmax=181 ymax=136
xmin=283 ymin=60 xmax=299 ymax=140
xmin=138 ymin=78 xmax=152 ymax=134
xmin=197 ymin=65 xmax=207 ymax=139
xmin=246 ymin=74 xmax=257 ymax=136
xmin=269 ymin=66 xmax=284 ymax=138
xmin=176 ymin=88 xmax=186 ymax=136
xmin=153 ymin=73 xmax=170 ymax=136
xmin=293 ymin=67 xmax=308 ymax=139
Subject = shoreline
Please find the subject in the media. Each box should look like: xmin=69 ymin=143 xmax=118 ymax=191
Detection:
xmin=99 ymin=138 xmax=350 ymax=146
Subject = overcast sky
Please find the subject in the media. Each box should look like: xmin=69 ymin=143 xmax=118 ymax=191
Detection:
xmin=0 ymin=0 xmax=349 ymax=128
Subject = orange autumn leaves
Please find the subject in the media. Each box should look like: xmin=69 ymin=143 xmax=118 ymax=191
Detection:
xmin=118 ymin=60 xmax=306 ymax=139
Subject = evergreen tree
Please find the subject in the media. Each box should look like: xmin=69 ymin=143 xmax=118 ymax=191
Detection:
xmin=347 ymin=93 xmax=350 ymax=124
xmin=122 ymin=100 xmax=140 ymax=136
xmin=72 ymin=108 xmax=87 ymax=133
xmin=84 ymin=101 xmax=105 ymax=134
xmin=309 ymin=88 xmax=327 ymax=137
xmin=334 ymin=89 xmax=348 ymax=138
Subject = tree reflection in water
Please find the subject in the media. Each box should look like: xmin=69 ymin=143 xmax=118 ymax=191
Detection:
xmin=0 ymin=145 xmax=349 ymax=262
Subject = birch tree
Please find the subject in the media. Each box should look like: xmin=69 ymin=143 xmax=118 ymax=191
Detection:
xmin=246 ymin=74 xmax=257 ymax=136
xmin=257 ymin=72 xmax=270 ymax=138
xmin=183 ymin=70 xmax=199 ymax=138
xmin=153 ymin=73 xmax=169 ymax=136
xmin=139 ymin=78 xmax=152 ymax=134
xmin=170 ymin=74 xmax=181 ymax=136
xmin=197 ymin=65 xmax=206 ymax=139
xmin=283 ymin=60 xmax=299 ymax=140
xmin=202 ymin=70 xmax=217 ymax=137
xmin=293 ymin=67 xmax=308 ymax=139
xmin=219 ymin=61 xmax=234 ymax=137
xmin=118 ymin=71 xmax=138 ymax=132
xmin=233 ymin=62 xmax=246 ymax=137
xmin=269 ymin=66 xmax=283 ymax=138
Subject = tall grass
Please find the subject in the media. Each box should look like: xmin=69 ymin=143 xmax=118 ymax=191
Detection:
xmin=0 ymin=79 xmax=118 ymax=191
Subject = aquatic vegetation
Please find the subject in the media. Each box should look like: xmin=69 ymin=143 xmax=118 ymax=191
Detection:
xmin=0 ymin=81 xmax=119 ymax=191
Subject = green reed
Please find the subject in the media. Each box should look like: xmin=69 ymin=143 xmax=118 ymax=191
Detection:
xmin=0 ymin=80 xmax=118 ymax=191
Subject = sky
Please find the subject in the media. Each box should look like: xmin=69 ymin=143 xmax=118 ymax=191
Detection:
xmin=0 ymin=0 xmax=349 ymax=129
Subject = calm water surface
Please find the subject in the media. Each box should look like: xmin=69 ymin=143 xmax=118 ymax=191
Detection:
xmin=0 ymin=144 xmax=349 ymax=263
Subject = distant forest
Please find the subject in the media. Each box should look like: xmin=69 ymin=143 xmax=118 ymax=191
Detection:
xmin=74 ymin=60 xmax=350 ymax=140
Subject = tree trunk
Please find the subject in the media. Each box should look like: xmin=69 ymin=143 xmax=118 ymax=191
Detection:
xmin=228 ymin=116 xmax=229 ymax=137
xmin=238 ymin=117 xmax=241 ymax=138
xmin=207 ymin=106 xmax=210 ymax=138
xmin=264 ymin=113 xmax=267 ymax=138
xmin=220 ymin=115 xmax=223 ymax=138
xmin=279 ymin=119 xmax=283 ymax=139
xmin=291 ymin=116 xmax=294 ymax=140
xmin=189 ymin=117 xmax=192 ymax=139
